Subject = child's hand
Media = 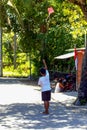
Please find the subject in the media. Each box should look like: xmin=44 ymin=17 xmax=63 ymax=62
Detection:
xmin=42 ymin=59 xmax=45 ymax=63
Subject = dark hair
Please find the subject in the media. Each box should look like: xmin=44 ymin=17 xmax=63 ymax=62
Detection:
xmin=58 ymin=78 xmax=62 ymax=83
xmin=40 ymin=68 xmax=46 ymax=74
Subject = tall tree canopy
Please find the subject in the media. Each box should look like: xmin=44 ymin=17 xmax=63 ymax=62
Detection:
xmin=0 ymin=0 xmax=87 ymax=82
xmin=68 ymin=0 xmax=87 ymax=20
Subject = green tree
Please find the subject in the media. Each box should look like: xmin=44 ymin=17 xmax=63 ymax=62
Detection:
xmin=0 ymin=0 xmax=87 ymax=78
xmin=0 ymin=0 xmax=7 ymax=76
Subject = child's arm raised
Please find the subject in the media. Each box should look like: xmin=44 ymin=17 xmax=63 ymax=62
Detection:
xmin=43 ymin=59 xmax=48 ymax=70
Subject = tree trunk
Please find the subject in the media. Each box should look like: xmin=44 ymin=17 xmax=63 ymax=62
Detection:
xmin=74 ymin=47 xmax=87 ymax=105
xmin=68 ymin=0 xmax=87 ymax=105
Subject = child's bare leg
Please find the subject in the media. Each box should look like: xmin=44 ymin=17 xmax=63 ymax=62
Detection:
xmin=43 ymin=101 xmax=49 ymax=114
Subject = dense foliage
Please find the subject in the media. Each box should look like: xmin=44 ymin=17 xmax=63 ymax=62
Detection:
xmin=0 ymin=0 xmax=87 ymax=77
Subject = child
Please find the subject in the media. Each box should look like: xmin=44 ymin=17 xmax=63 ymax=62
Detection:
xmin=38 ymin=59 xmax=51 ymax=114
xmin=54 ymin=78 xmax=64 ymax=93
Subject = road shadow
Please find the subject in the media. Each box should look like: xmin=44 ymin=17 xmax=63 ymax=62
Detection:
xmin=0 ymin=102 xmax=87 ymax=129
xmin=0 ymin=77 xmax=87 ymax=129
xmin=0 ymin=77 xmax=38 ymax=86
xmin=0 ymin=77 xmax=21 ymax=84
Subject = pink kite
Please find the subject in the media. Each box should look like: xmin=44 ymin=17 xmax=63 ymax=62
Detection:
xmin=48 ymin=7 xmax=54 ymax=15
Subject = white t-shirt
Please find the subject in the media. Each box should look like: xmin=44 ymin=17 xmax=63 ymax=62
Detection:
xmin=38 ymin=70 xmax=51 ymax=92
xmin=54 ymin=82 xmax=61 ymax=93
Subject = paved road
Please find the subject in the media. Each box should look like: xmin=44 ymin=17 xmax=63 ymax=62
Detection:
xmin=0 ymin=78 xmax=87 ymax=130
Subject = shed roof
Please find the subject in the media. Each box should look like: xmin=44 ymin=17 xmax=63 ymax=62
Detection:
xmin=54 ymin=52 xmax=74 ymax=59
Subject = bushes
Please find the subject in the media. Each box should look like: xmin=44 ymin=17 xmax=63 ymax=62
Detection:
xmin=3 ymin=63 xmax=29 ymax=77
xmin=3 ymin=53 xmax=34 ymax=77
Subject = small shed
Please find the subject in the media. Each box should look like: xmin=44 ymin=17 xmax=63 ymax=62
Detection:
xmin=54 ymin=48 xmax=85 ymax=90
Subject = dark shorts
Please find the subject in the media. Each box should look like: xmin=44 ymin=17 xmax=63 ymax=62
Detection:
xmin=42 ymin=90 xmax=51 ymax=101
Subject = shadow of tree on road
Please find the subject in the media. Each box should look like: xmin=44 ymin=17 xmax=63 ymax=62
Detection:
xmin=0 ymin=102 xmax=86 ymax=129
xmin=0 ymin=77 xmax=38 ymax=86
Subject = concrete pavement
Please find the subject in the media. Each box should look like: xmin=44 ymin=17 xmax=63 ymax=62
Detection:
xmin=0 ymin=78 xmax=87 ymax=130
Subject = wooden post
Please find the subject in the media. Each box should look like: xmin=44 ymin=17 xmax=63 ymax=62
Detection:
xmin=14 ymin=33 xmax=17 ymax=69
xmin=0 ymin=27 xmax=3 ymax=76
